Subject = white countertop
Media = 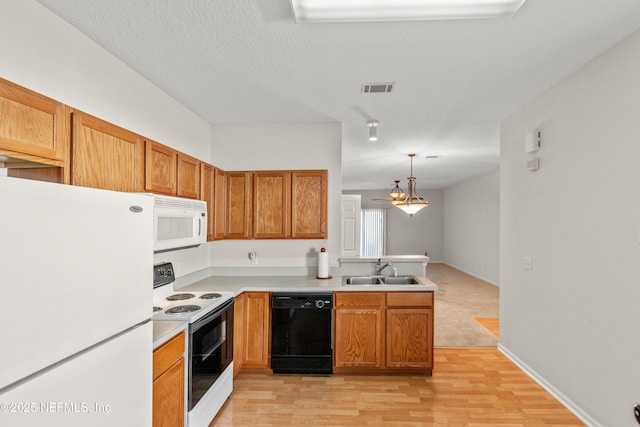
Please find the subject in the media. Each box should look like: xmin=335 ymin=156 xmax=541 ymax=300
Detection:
xmin=152 ymin=320 xmax=187 ymax=349
xmin=178 ymin=274 xmax=438 ymax=295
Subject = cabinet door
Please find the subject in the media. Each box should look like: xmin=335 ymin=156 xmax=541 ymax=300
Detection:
xmin=242 ymin=292 xmax=270 ymax=370
xmin=333 ymin=292 xmax=383 ymax=370
xmin=386 ymin=308 xmax=433 ymax=369
xmin=334 ymin=308 xmax=383 ymax=369
xmin=177 ymin=153 xmax=200 ymax=199
xmin=152 ymin=359 xmax=184 ymax=427
xmin=200 ymin=164 xmax=215 ymax=242
xmin=213 ymin=168 xmax=226 ymax=240
xmin=226 ymin=171 xmax=252 ymax=239
xmin=152 ymin=332 xmax=185 ymax=427
xmin=0 ymin=77 xmax=68 ymax=163
xmin=232 ymin=293 xmax=245 ymax=378
xmin=71 ymin=111 xmax=144 ymax=192
xmin=253 ymin=171 xmax=291 ymax=239
xmin=145 ymin=139 xmax=177 ymax=194
xmin=291 ymin=170 xmax=327 ymax=239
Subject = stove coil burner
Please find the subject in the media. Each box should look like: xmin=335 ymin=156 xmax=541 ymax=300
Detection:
xmin=153 ymin=306 xmax=162 ymax=313
xmin=200 ymin=293 xmax=223 ymax=300
xmin=166 ymin=293 xmax=195 ymax=301
xmin=166 ymin=305 xmax=201 ymax=314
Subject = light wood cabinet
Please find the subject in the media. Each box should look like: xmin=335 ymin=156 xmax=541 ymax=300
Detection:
xmin=145 ymin=139 xmax=177 ymax=194
xmin=228 ymin=169 xmax=327 ymax=240
xmin=333 ymin=291 xmax=434 ymax=374
xmin=233 ymin=293 xmax=245 ymax=378
xmin=213 ymin=168 xmax=226 ymax=240
xmin=226 ymin=171 xmax=253 ymax=239
xmin=145 ymin=140 xmax=200 ymax=199
xmin=153 ymin=331 xmax=185 ymax=427
xmin=253 ymin=171 xmax=291 ymax=239
xmin=291 ymin=170 xmax=327 ymax=239
xmin=333 ymin=293 xmax=384 ymax=371
xmin=385 ymin=292 xmax=433 ymax=373
xmin=0 ymin=77 xmax=68 ymax=165
xmin=200 ymin=163 xmax=215 ymax=242
xmin=71 ymin=111 xmax=144 ymax=192
xmin=177 ymin=153 xmax=200 ymax=198
xmin=240 ymin=292 xmax=271 ymax=370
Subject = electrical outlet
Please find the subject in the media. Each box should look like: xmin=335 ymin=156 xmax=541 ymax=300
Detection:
xmin=248 ymin=251 xmax=257 ymax=265
xmin=523 ymin=257 xmax=533 ymax=270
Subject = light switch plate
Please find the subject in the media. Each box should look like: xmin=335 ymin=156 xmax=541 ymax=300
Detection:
xmin=523 ymin=257 xmax=533 ymax=270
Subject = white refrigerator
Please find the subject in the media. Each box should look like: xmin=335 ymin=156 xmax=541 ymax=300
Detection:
xmin=0 ymin=176 xmax=153 ymax=427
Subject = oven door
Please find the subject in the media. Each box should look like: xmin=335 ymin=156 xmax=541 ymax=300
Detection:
xmin=188 ymin=298 xmax=233 ymax=410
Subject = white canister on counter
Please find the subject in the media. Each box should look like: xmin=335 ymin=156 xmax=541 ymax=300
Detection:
xmin=317 ymin=247 xmax=330 ymax=279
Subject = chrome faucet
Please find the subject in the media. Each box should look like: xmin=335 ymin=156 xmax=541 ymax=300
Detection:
xmin=375 ymin=259 xmax=393 ymax=275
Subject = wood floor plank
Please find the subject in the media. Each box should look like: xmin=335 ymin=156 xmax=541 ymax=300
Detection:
xmin=209 ymin=348 xmax=584 ymax=426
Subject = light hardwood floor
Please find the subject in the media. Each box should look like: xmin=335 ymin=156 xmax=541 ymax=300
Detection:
xmin=210 ymin=348 xmax=584 ymax=426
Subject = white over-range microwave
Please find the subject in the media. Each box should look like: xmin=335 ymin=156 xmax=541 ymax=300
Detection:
xmin=151 ymin=194 xmax=207 ymax=253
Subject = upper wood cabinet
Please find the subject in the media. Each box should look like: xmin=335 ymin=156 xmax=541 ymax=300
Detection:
xmin=232 ymin=169 xmax=327 ymax=240
xmin=226 ymin=171 xmax=253 ymax=239
xmin=71 ymin=110 xmax=144 ymax=192
xmin=291 ymin=170 xmax=327 ymax=239
xmin=145 ymin=140 xmax=177 ymax=194
xmin=176 ymin=153 xmax=200 ymax=199
xmin=145 ymin=140 xmax=200 ymax=199
xmin=253 ymin=171 xmax=291 ymax=239
xmin=200 ymin=163 xmax=215 ymax=242
xmin=213 ymin=168 xmax=227 ymax=240
xmin=0 ymin=77 xmax=68 ymax=164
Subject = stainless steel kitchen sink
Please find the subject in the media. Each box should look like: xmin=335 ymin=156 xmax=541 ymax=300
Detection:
xmin=343 ymin=276 xmax=384 ymax=285
xmin=380 ymin=276 xmax=421 ymax=285
xmin=342 ymin=275 xmax=422 ymax=285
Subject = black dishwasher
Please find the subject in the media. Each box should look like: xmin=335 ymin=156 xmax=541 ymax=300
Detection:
xmin=271 ymin=293 xmax=333 ymax=374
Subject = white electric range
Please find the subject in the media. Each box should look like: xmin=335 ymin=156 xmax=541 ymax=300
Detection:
xmin=152 ymin=262 xmax=235 ymax=427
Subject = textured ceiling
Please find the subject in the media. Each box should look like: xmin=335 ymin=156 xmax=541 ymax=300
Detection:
xmin=35 ymin=0 xmax=640 ymax=190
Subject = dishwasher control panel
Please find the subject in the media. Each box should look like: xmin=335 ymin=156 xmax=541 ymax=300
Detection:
xmin=272 ymin=293 xmax=333 ymax=309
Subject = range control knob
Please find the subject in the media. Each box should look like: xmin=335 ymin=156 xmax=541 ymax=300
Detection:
xmin=315 ymin=300 xmax=325 ymax=309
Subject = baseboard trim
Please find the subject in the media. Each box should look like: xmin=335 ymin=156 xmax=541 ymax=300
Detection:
xmin=498 ymin=343 xmax=602 ymax=427
xmin=442 ymin=262 xmax=500 ymax=287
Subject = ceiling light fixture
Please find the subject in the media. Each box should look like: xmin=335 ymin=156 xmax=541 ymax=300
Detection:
xmin=389 ymin=180 xmax=405 ymax=205
xmin=367 ymin=120 xmax=379 ymax=142
xmin=395 ymin=154 xmax=429 ymax=217
xmin=290 ymin=0 xmax=528 ymax=23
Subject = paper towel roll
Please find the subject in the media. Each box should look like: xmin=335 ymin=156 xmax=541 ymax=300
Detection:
xmin=317 ymin=248 xmax=329 ymax=279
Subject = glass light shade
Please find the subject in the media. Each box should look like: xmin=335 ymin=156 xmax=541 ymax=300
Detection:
xmin=389 ymin=180 xmax=405 ymax=199
xmin=290 ymin=0 xmax=528 ymax=22
xmin=396 ymin=200 xmax=429 ymax=215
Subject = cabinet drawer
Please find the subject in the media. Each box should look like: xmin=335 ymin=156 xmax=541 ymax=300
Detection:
xmin=153 ymin=331 xmax=185 ymax=380
xmin=335 ymin=292 xmax=383 ymax=308
xmin=386 ymin=292 xmax=433 ymax=308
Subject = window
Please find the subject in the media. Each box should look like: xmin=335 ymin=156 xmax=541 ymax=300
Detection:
xmin=361 ymin=208 xmax=386 ymax=256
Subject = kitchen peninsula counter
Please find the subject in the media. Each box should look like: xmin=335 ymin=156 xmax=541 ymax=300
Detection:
xmin=177 ymin=274 xmax=438 ymax=295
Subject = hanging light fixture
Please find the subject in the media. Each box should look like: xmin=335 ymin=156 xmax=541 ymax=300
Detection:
xmin=388 ymin=180 xmax=405 ymax=205
xmin=367 ymin=120 xmax=379 ymax=142
xmin=395 ymin=154 xmax=429 ymax=217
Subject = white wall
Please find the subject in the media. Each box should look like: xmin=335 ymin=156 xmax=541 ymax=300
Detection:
xmin=210 ymin=123 xmax=342 ymax=269
xmin=343 ymin=189 xmax=444 ymax=261
xmin=443 ymin=169 xmax=500 ymax=285
xmin=501 ymin=29 xmax=640 ymax=427
xmin=0 ymin=0 xmax=213 ymax=276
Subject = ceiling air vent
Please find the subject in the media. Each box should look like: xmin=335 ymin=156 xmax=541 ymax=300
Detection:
xmin=361 ymin=82 xmax=394 ymax=93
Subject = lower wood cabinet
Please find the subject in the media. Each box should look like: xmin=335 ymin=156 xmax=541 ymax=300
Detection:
xmin=153 ymin=331 xmax=185 ymax=427
xmin=334 ymin=291 xmax=434 ymax=374
xmin=238 ymin=292 xmax=271 ymax=370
